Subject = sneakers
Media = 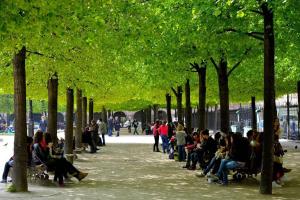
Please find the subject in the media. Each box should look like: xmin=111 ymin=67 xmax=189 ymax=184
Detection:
xmin=196 ymin=171 xmax=206 ymax=178
xmin=76 ymin=172 xmax=88 ymax=181
xmin=272 ymin=181 xmax=282 ymax=188
xmin=207 ymin=174 xmax=219 ymax=181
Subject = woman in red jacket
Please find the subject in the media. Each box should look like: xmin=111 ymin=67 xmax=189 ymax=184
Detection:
xmin=152 ymin=120 xmax=160 ymax=152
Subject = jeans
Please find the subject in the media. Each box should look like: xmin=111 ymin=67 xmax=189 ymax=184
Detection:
xmin=216 ymin=159 xmax=239 ymax=184
xmin=2 ymin=160 xmax=13 ymax=181
xmin=177 ymin=145 xmax=185 ymax=161
xmin=108 ymin=128 xmax=113 ymax=136
xmin=153 ymin=136 xmax=159 ymax=151
xmin=204 ymin=156 xmax=216 ymax=175
xmin=161 ymin=135 xmax=169 ymax=153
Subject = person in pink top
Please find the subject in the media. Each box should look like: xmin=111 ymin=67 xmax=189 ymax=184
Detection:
xmin=159 ymin=120 xmax=169 ymax=153
xmin=152 ymin=120 xmax=160 ymax=152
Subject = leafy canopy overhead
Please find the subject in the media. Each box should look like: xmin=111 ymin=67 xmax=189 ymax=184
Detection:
xmin=0 ymin=0 xmax=299 ymax=111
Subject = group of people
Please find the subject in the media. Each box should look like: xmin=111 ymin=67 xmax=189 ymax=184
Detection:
xmin=152 ymin=118 xmax=290 ymax=187
xmin=1 ymin=130 xmax=88 ymax=186
xmin=82 ymin=118 xmax=107 ymax=153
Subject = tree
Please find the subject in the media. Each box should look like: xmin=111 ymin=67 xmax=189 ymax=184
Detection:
xmin=190 ymin=61 xmax=207 ymax=130
xmin=171 ymin=86 xmax=183 ymax=124
xmin=47 ymin=73 xmax=58 ymax=145
xmin=75 ymin=89 xmax=82 ymax=149
xmin=12 ymin=46 xmax=28 ymax=192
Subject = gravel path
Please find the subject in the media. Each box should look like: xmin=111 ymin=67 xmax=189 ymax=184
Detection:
xmin=0 ymin=135 xmax=300 ymax=200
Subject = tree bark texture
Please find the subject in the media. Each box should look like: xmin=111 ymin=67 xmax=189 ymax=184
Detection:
xmin=82 ymin=97 xmax=87 ymax=129
xmin=185 ymin=79 xmax=192 ymax=134
xmin=89 ymin=98 xmax=94 ymax=124
xmin=47 ymin=73 xmax=58 ymax=145
xmin=260 ymin=2 xmax=275 ymax=195
xmin=28 ymin=99 xmax=34 ymax=137
xmin=198 ymin=66 xmax=206 ymax=131
xmin=166 ymin=94 xmax=172 ymax=123
xmin=218 ymin=55 xmax=230 ymax=134
xmin=251 ymin=96 xmax=257 ymax=131
xmin=65 ymin=88 xmax=74 ymax=163
xmin=75 ymin=89 xmax=82 ymax=149
xmin=172 ymin=86 xmax=183 ymax=124
xmin=13 ymin=46 xmax=28 ymax=192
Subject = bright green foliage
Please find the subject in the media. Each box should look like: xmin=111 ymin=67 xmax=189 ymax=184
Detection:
xmin=0 ymin=0 xmax=299 ymax=111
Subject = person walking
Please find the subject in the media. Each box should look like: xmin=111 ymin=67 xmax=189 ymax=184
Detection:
xmin=108 ymin=116 xmax=114 ymax=136
xmin=98 ymin=118 xmax=107 ymax=146
xmin=152 ymin=120 xmax=160 ymax=152
xmin=114 ymin=117 xmax=121 ymax=137
xmin=127 ymin=120 xmax=132 ymax=134
xmin=132 ymin=119 xmax=139 ymax=135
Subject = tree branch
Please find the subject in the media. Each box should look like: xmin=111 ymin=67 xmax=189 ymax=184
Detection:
xmin=171 ymin=87 xmax=178 ymax=97
xmin=210 ymin=57 xmax=219 ymax=73
xmin=26 ymin=50 xmax=55 ymax=59
xmin=249 ymin=9 xmax=263 ymax=15
xmin=189 ymin=62 xmax=200 ymax=73
xmin=218 ymin=28 xmax=264 ymax=41
xmin=227 ymin=48 xmax=252 ymax=77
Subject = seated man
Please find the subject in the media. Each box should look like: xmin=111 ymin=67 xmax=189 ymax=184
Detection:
xmin=190 ymin=129 xmax=217 ymax=170
xmin=1 ymin=136 xmax=33 ymax=183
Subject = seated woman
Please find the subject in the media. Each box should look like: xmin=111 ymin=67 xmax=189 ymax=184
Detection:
xmin=196 ymin=134 xmax=230 ymax=177
xmin=32 ymin=131 xmax=88 ymax=186
xmin=1 ymin=136 xmax=33 ymax=183
xmin=210 ymin=133 xmax=250 ymax=185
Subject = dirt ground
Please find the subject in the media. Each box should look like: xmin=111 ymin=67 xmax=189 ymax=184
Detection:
xmin=1 ymin=136 xmax=300 ymax=200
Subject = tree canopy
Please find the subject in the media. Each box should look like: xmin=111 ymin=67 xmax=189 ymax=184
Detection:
xmin=0 ymin=0 xmax=299 ymax=111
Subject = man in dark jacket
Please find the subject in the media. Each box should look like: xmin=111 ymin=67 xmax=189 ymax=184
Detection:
xmin=191 ymin=129 xmax=217 ymax=170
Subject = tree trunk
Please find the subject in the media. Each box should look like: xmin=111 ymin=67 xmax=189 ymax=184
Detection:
xmin=260 ymin=2 xmax=275 ymax=194
xmin=185 ymin=79 xmax=192 ymax=134
xmin=47 ymin=73 xmax=58 ymax=145
xmin=82 ymin=97 xmax=87 ymax=129
xmin=177 ymin=86 xmax=183 ymax=124
xmin=287 ymin=94 xmax=290 ymax=139
xmin=102 ymin=106 xmax=108 ymax=124
xmin=28 ymin=99 xmax=34 ymax=137
xmin=166 ymin=94 xmax=172 ymax=123
xmin=297 ymin=81 xmax=300 ymax=140
xmin=13 ymin=46 xmax=28 ymax=192
xmin=88 ymin=98 xmax=93 ymax=124
xmin=65 ymin=88 xmax=74 ymax=163
xmin=251 ymin=96 xmax=257 ymax=131
xmin=198 ymin=66 xmax=206 ymax=130
xmin=75 ymin=89 xmax=82 ymax=149
xmin=218 ymin=56 xmax=230 ymax=134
